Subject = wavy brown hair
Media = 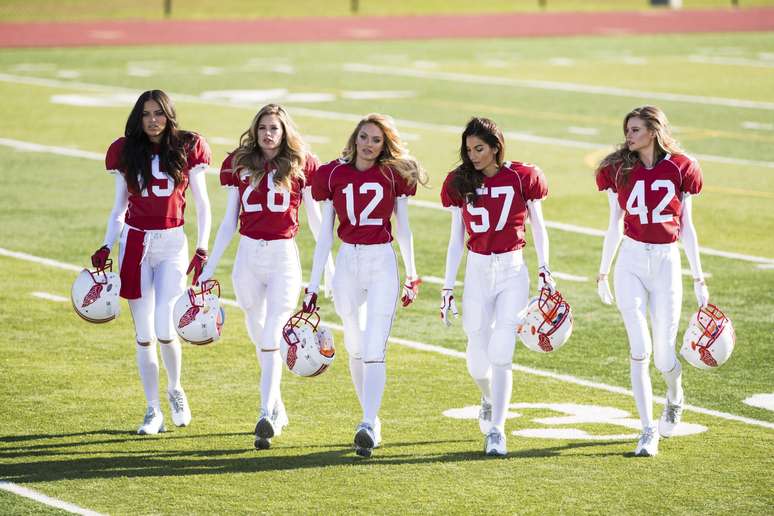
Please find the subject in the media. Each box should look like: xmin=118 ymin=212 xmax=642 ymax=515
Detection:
xmin=597 ymin=105 xmax=684 ymax=188
xmin=121 ymin=90 xmax=193 ymax=195
xmin=231 ymin=104 xmax=307 ymax=190
xmin=450 ymin=117 xmax=505 ymax=205
xmin=341 ymin=113 xmax=428 ymax=188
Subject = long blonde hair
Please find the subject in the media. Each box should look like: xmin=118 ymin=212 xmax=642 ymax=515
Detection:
xmin=597 ymin=105 xmax=684 ymax=187
xmin=342 ymin=113 xmax=428 ymax=188
xmin=231 ymin=104 xmax=307 ymax=189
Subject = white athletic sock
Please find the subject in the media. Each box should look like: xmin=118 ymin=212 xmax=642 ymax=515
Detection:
xmin=362 ymin=362 xmax=386 ymax=426
xmin=159 ymin=338 xmax=183 ymax=392
xmin=661 ymin=359 xmax=683 ymax=404
xmin=259 ymin=349 xmax=282 ymax=414
xmin=631 ymin=357 xmax=654 ymax=429
xmin=474 ymin=376 xmax=492 ymax=403
xmin=349 ymin=356 xmax=365 ymax=410
xmin=490 ymin=364 xmax=513 ymax=432
xmin=136 ymin=342 xmax=160 ymax=409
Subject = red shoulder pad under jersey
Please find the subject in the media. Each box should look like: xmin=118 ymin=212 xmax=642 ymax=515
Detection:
xmin=186 ymin=133 xmax=211 ymax=170
xmin=311 ymin=159 xmax=341 ymax=202
xmin=105 ymin=137 xmax=126 ymax=172
xmin=302 ymin=153 xmax=320 ymax=188
xmin=596 ymin=164 xmax=618 ymax=192
xmin=440 ymin=171 xmax=464 ymax=208
xmin=219 ymin=152 xmax=239 ymax=187
xmin=392 ymin=167 xmax=417 ymax=198
xmin=510 ymin=162 xmax=548 ymax=201
xmin=671 ymin=154 xmax=703 ymax=195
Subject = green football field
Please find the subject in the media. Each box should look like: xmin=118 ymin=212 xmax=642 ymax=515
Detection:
xmin=0 ymin=29 xmax=773 ymax=514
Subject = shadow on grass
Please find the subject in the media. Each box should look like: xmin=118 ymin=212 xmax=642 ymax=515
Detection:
xmin=0 ymin=429 xmax=624 ymax=483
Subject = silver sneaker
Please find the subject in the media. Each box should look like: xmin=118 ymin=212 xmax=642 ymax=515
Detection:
xmin=254 ymin=401 xmax=289 ymax=450
xmin=137 ymin=406 xmax=165 ymax=435
xmin=484 ymin=428 xmax=507 ymax=457
xmin=167 ymin=388 xmax=191 ymax=427
xmin=354 ymin=422 xmax=376 ymax=458
xmin=634 ymin=426 xmax=659 ymax=457
xmin=479 ymin=396 xmax=493 ymax=435
xmin=658 ymin=398 xmax=683 ymax=438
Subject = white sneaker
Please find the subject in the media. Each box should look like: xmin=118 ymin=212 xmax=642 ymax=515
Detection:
xmin=254 ymin=401 xmax=289 ymax=450
xmin=659 ymin=398 xmax=683 ymax=438
xmin=484 ymin=428 xmax=507 ymax=457
xmin=634 ymin=426 xmax=660 ymax=457
xmin=479 ymin=396 xmax=493 ymax=435
xmin=167 ymin=388 xmax=191 ymax=427
xmin=137 ymin=406 xmax=165 ymax=435
xmin=354 ymin=422 xmax=376 ymax=458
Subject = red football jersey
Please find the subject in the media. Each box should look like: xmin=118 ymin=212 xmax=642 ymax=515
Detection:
xmin=596 ymin=153 xmax=703 ymax=244
xmin=441 ymin=162 xmax=548 ymax=254
xmin=219 ymin=153 xmax=319 ymax=240
xmin=312 ymin=159 xmax=416 ymax=245
xmin=105 ymin=134 xmax=211 ymax=230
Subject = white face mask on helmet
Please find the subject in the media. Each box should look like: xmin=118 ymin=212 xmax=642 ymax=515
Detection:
xmin=681 ymin=303 xmax=735 ymax=370
xmin=518 ymin=287 xmax=573 ymax=353
xmin=173 ymin=280 xmax=225 ymax=345
xmin=281 ymin=310 xmax=335 ymax=377
xmin=71 ymin=260 xmax=121 ymax=323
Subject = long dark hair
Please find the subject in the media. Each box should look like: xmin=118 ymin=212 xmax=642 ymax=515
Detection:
xmin=597 ymin=105 xmax=683 ymax=188
xmin=121 ymin=90 xmax=193 ymax=195
xmin=450 ymin=117 xmax=505 ymax=205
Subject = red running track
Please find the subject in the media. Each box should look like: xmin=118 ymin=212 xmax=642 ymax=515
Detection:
xmin=0 ymin=8 xmax=773 ymax=48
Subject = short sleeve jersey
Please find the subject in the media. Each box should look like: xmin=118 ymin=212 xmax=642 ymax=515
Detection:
xmin=105 ymin=134 xmax=211 ymax=230
xmin=219 ymin=153 xmax=319 ymax=240
xmin=596 ymin=153 xmax=703 ymax=244
xmin=441 ymin=161 xmax=548 ymax=254
xmin=311 ymin=159 xmax=417 ymax=245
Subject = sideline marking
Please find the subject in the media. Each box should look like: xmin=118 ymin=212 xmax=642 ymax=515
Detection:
xmin=11 ymin=247 xmax=774 ymax=432
xmin=342 ymin=62 xmax=774 ymax=111
xmin=1 ymin=135 xmax=772 ymax=266
xmin=1 ymin=73 xmax=774 ymax=169
xmin=0 ymin=481 xmax=105 ymax=516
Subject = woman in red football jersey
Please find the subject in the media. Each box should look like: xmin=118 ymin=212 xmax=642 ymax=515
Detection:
xmin=198 ymin=104 xmax=333 ymax=450
xmin=303 ymin=113 xmax=427 ymax=458
xmin=91 ymin=89 xmax=212 ymax=435
xmin=440 ymin=117 xmax=555 ymax=457
xmin=596 ymin=105 xmax=709 ymax=457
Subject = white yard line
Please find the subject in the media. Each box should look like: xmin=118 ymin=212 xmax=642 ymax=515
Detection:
xmin=0 ymin=481 xmax=105 ymax=516
xmin=342 ymin=63 xmax=774 ymax=111
xmin=32 ymin=291 xmax=69 ymax=302
xmin=1 ymin=73 xmax=773 ymax=169
xmin=12 ymin=247 xmax=774 ymax=431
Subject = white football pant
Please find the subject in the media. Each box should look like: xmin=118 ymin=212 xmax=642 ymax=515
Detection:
xmin=462 ymin=250 xmax=529 ymax=371
xmin=232 ymin=236 xmax=302 ymax=414
xmin=120 ymin=225 xmax=188 ymax=344
xmin=332 ymin=243 xmax=399 ymax=363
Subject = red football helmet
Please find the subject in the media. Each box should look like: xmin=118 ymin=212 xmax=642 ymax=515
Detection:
xmin=281 ymin=309 xmax=335 ymax=377
xmin=681 ymin=304 xmax=735 ymax=370
xmin=173 ymin=280 xmax=225 ymax=345
xmin=71 ymin=260 xmax=121 ymax=323
xmin=518 ymin=287 xmax=573 ymax=353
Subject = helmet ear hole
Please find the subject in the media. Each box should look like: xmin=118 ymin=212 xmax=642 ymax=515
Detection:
xmin=71 ymin=264 xmax=121 ymax=324
xmin=173 ymin=280 xmax=224 ymax=345
xmin=680 ymin=303 xmax=735 ymax=370
xmin=281 ymin=310 xmax=336 ymax=377
xmin=518 ymin=289 xmax=573 ymax=353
